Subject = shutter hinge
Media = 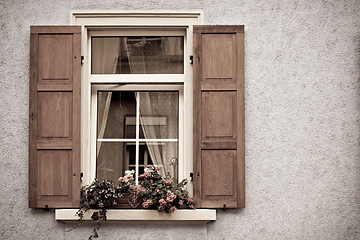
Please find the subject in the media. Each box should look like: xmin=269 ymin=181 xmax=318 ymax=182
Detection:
xmin=80 ymin=172 xmax=83 ymax=181
xmin=223 ymin=204 xmax=227 ymax=211
xmin=81 ymin=56 xmax=84 ymax=65
xmin=190 ymin=172 xmax=193 ymax=181
xmin=44 ymin=205 xmax=50 ymax=211
xmin=190 ymin=55 xmax=193 ymax=64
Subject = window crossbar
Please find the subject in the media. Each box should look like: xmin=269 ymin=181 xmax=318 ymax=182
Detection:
xmin=97 ymin=139 xmax=179 ymax=142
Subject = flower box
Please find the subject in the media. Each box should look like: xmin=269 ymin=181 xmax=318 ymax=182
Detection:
xmin=113 ymin=193 xmax=142 ymax=209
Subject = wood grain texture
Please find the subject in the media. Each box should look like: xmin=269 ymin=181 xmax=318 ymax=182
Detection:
xmin=237 ymin=31 xmax=245 ymax=208
xmin=201 ymin=91 xmax=236 ymax=140
xmin=72 ymin=32 xmax=81 ymax=207
xmin=38 ymin=34 xmax=72 ymax=80
xmin=202 ymin=150 xmax=235 ymax=196
xmin=194 ymin=25 xmax=244 ymax=33
xmin=38 ymin=92 xmax=72 ymax=138
xmin=29 ymin=32 xmax=39 ymax=208
xmin=29 ymin=26 xmax=81 ymax=208
xmin=30 ymin=26 xmax=82 ymax=34
xmin=203 ymin=34 xmax=235 ymax=80
xmin=193 ymin=25 xmax=245 ymax=208
xmin=39 ymin=150 xmax=70 ymax=196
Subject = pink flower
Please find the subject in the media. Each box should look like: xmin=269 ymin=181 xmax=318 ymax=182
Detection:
xmin=166 ymin=190 xmax=176 ymax=203
xmin=168 ymin=206 xmax=177 ymax=213
xmin=142 ymin=199 xmax=153 ymax=208
xmin=147 ymin=165 xmax=153 ymax=168
xmin=156 ymin=189 xmax=160 ymax=193
xmin=189 ymin=204 xmax=194 ymax=209
xmin=157 ymin=205 xmax=165 ymax=212
xmin=187 ymin=198 xmax=193 ymax=203
xmin=155 ymin=166 xmax=160 ymax=171
xmin=165 ymin=179 xmax=173 ymax=185
xmin=179 ymin=200 xmax=184 ymax=205
xmin=159 ymin=198 xmax=166 ymax=205
xmin=138 ymin=172 xmax=150 ymax=179
xmin=137 ymin=187 xmax=145 ymax=193
xmin=118 ymin=176 xmax=128 ymax=182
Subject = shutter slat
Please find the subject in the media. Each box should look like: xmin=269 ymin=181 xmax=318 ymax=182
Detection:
xmin=193 ymin=25 xmax=245 ymax=208
xmin=29 ymin=26 xmax=81 ymax=208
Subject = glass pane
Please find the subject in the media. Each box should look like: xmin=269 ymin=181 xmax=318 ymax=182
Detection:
xmin=96 ymin=142 xmax=135 ymax=183
xmin=139 ymin=92 xmax=178 ymax=139
xmin=143 ymin=141 xmax=178 ymax=183
xmin=92 ymin=37 xmax=184 ymax=74
xmin=97 ymin=91 xmax=136 ymax=139
xmin=126 ymin=144 xmax=148 ymax=166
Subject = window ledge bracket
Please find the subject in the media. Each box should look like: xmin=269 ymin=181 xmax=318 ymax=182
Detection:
xmin=55 ymin=209 xmax=216 ymax=224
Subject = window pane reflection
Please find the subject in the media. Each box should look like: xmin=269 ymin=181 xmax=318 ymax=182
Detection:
xmin=92 ymin=37 xmax=184 ymax=74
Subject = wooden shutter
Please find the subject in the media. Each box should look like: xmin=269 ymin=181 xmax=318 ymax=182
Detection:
xmin=193 ymin=25 xmax=245 ymax=208
xmin=29 ymin=26 xmax=81 ymax=208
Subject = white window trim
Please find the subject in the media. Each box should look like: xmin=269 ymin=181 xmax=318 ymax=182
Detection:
xmin=56 ymin=209 xmax=215 ymax=223
xmin=71 ymin=11 xmax=203 ymax=196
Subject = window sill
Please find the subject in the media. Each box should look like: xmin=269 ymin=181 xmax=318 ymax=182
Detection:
xmin=55 ymin=209 xmax=216 ymax=224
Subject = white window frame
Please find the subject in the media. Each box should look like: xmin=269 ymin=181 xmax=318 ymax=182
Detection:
xmin=71 ymin=11 xmax=203 ymax=196
xmin=89 ymin=28 xmax=187 ymax=83
xmin=91 ymin=84 xmax=184 ymax=185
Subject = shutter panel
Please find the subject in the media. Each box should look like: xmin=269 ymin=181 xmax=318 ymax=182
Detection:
xmin=193 ymin=25 xmax=245 ymax=208
xmin=29 ymin=26 xmax=81 ymax=208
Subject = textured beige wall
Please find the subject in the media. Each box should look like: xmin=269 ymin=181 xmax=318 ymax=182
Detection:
xmin=0 ymin=0 xmax=359 ymax=239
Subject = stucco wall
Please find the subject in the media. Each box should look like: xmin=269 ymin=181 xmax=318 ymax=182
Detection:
xmin=1 ymin=0 xmax=359 ymax=239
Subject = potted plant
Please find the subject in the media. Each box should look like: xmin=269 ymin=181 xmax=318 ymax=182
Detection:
xmin=71 ymin=166 xmax=195 ymax=238
xmin=136 ymin=165 xmax=195 ymax=212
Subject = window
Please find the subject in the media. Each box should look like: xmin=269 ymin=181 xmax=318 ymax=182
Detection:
xmin=88 ymin=28 xmax=187 ymax=185
xmin=29 ymin=12 xmax=245 ymax=210
xmin=93 ymin=85 xmax=183 ymax=185
xmin=77 ymin=16 xmax=200 ymax=192
xmin=91 ymin=36 xmax=184 ymax=74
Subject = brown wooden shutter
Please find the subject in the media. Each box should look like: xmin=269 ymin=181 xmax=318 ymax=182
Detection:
xmin=193 ymin=25 xmax=245 ymax=208
xmin=29 ymin=26 xmax=81 ymax=208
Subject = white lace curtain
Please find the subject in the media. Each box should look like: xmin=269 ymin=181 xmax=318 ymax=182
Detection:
xmin=128 ymin=38 xmax=179 ymax=181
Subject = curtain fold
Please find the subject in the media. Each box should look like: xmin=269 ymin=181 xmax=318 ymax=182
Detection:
xmin=138 ymin=92 xmax=178 ymax=181
xmin=127 ymin=37 xmax=179 ymax=180
xmin=94 ymin=38 xmax=121 ymax=180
